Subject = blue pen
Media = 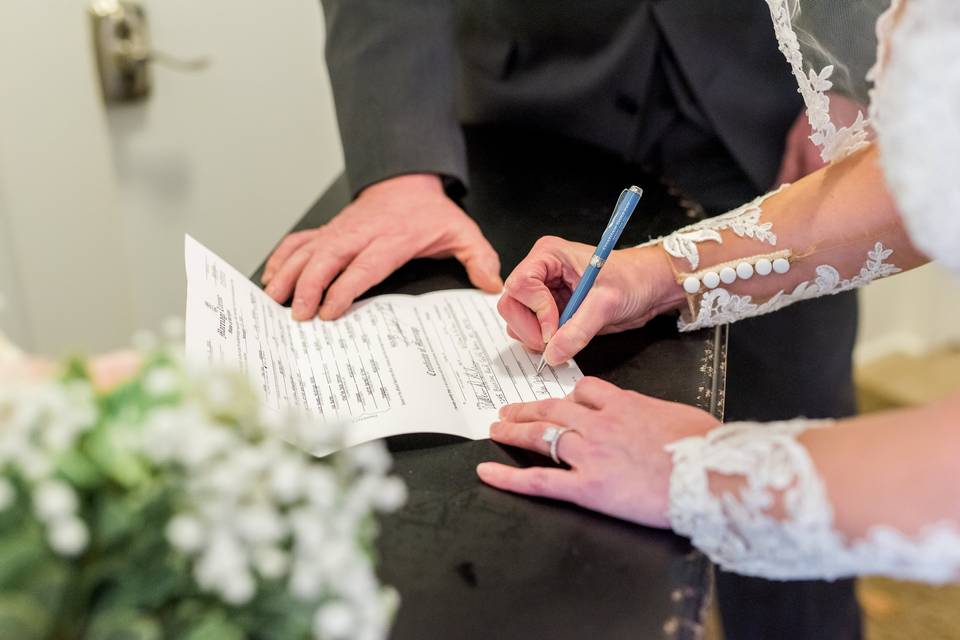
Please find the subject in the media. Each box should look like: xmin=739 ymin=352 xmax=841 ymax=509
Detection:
xmin=536 ymin=185 xmax=643 ymax=374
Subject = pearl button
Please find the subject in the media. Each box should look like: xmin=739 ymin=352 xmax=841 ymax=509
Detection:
xmin=702 ymin=271 xmax=721 ymax=289
xmin=682 ymin=276 xmax=701 ymax=294
xmin=736 ymin=262 xmax=754 ymax=280
xmin=772 ymin=258 xmax=791 ymax=274
xmin=719 ymin=267 xmax=737 ymax=284
xmin=755 ymin=258 xmax=772 ymax=276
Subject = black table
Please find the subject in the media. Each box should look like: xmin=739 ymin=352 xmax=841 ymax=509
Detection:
xmin=254 ymin=127 xmax=726 ymax=640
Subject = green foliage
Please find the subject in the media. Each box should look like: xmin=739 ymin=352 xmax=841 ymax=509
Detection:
xmin=0 ymin=347 xmax=398 ymax=640
xmin=0 ymin=592 xmax=51 ymax=640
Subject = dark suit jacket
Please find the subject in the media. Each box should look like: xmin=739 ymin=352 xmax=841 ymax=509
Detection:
xmin=321 ymin=0 xmax=802 ymax=198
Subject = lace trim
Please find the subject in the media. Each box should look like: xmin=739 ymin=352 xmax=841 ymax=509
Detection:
xmin=641 ymin=185 xmax=787 ymax=270
xmin=766 ymin=0 xmax=872 ymax=162
xmin=667 ymin=419 xmax=960 ymax=583
xmin=678 ymin=242 xmax=900 ymax=332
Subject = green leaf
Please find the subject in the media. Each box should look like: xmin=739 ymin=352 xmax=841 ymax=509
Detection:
xmin=83 ymin=426 xmax=151 ymax=489
xmin=86 ymin=607 xmax=163 ymax=640
xmin=0 ymin=521 xmax=51 ymax=589
xmin=61 ymin=356 xmax=92 ymax=383
xmin=56 ymin=448 xmax=104 ymax=489
xmin=20 ymin=559 xmax=70 ymax=612
xmin=183 ymin=610 xmax=246 ymax=640
xmin=0 ymin=592 xmax=51 ymax=640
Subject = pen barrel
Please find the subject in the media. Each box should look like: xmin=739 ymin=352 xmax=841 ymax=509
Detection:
xmin=559 ymin=265 xmax=600 ymax=326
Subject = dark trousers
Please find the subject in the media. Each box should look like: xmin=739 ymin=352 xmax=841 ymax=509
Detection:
xmin=650 ymin=117 xmax=863 ymax=640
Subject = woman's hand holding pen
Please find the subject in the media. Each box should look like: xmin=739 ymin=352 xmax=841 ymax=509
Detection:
xmin=497 ymin=237 xmax=683 ymax=366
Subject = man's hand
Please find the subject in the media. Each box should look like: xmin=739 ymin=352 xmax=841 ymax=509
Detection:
xmin=775 ymin=93 xmax=866 ymax=186
xmin=262 ymin=174 xmax=502 ymax=321
xmin=497 ymin=238 xmax=683 ymax=367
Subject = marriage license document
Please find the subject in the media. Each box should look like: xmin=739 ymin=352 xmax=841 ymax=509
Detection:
xmin=184 ymin=236 xmax=583 ymax=449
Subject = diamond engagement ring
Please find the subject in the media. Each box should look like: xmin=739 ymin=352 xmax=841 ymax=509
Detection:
xmin=541 ymin=426 xmax=579 ymax=464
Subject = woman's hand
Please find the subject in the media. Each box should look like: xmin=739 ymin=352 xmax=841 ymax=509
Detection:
xmin=497 ymin=238 xmax=682 ymax=367
xmin=477 ymin=377 xmax=719 ymax=528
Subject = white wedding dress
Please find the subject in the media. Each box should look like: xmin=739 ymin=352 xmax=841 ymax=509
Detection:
xmin=664 ymin=0 xmax=960 ymax=583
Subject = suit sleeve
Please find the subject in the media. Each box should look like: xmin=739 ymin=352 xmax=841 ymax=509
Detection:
xmin=321 ymin=0 xmax=468 ymax=198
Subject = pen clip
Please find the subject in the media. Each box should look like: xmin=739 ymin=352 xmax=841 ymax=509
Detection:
xmin=606 ymin=189 xmax=629 ymax=229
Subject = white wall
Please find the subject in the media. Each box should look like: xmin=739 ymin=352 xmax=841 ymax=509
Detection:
xmin=0 ymin=0 xmax=343 ymax=355
xmin=856 ymin=264 xmax=960 ymax=364
xmin=0 ymin=173 xmax=30 ymax=349
xmin=0 ymin=0 xmax=135 ymax=356
xmin=107 ymin=0 xmax=344 ymax=334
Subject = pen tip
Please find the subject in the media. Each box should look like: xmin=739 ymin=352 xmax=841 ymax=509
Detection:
xmin=536 ymin=356 xmax=546 ymax=375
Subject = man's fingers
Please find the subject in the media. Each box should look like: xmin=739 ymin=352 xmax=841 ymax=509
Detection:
xmin=476 ymin=463 xmax=579 ymax=502
xmin=263 ymin=247 xmax=313 ymax=304
xmin=497 ymin=295 xmax=547 ymax=351
xmin=542 ymin=291 xmax=616 ymax=365
xmin=319 ymin=240 xmax=411 ymax=320
xmin=263 ymin=230 xmax=315 ymax=284
xmin=568 ymin=376 xmax=623 ymax=410
xmin=451 ymin=227 xmax=503 ymax=293
xmin=290 ymin=250 xmax=359 ymax=321
xmin=498 ymin=397 xmax=596 ymax=430
xmin=490 ymin=420 xmax=585 ymax=463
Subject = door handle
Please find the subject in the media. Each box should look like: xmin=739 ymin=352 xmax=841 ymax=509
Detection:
xmin=90 ymin=0 xmax=210 ymax=104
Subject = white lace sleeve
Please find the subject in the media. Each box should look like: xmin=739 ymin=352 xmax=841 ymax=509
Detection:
xmin=642 ymin=186 xmax=902 ymax=331
xmin=666 ymin=420 xmax=960 ymax=583
xmin=677 ymin=242 xmax=900 ymax=332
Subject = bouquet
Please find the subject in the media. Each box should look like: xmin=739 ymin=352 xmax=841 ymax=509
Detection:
xmin=0 ymin=327 xmax=406 ymax=639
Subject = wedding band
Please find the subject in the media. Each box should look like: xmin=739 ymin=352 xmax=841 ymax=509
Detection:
xmin=541 ymin=426 xmax=579 ymax=464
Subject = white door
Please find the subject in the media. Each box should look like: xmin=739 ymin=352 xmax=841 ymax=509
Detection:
xmin=0 ymin=0 xmax=343 ymax=356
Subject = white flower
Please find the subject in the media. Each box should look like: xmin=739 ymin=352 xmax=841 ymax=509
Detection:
xmin=220 ymin=568 xmax=256 ymax=606
xmin=343 ymin=442 xmax=391 ymax=474
xmin=0 ymin=478 xmax=16 ymax=511
xmin=194 ymin=531 xmax=248 ymax=593
xmin=337 ymin=564 xmax=379 ymax=602
xmin=313 ymin=600 xmax=357 ymax=639
xmin=290 ymin=507 xmax=328 ymax=549
xmin=228 ymin=448 xmax=269 ymax=477
xmin=40 ymin=423 xmax=79 ymax=451
xmin=166 ymin=514 xmax=206 ymax=553
xmin=197 ymin=462 xmax=248 ymax=499
xmin=33 ymin=480 xmax=78 ymax=521
xmin=19 ymin=449 xmax=53 ymax=481
xmin=304 ymin=467 xmax=339 ymax=509
xmin=48 ymin=516 xmax=89 ymax=556
xmin=235 ymin=505 xmax=287 ymax=545
xmin=270 ymin=457 xmax=305 ymax=504
xmin=253 ymin=546 xmax=289 ymax=580
xmin=290 ymin=563 xmax=325 ymax=600
xmin=310 ymin=539 xmax=354 ymax=575
xmin=204 ymin=376 xmax=236 ymax=410
xmin=372 ymin=477 xmax=407 ymax=512
xmin=144 ymin=367 xmax=179 ymax=396
xmin=180 ymin=423 xmax=235 ymax=468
